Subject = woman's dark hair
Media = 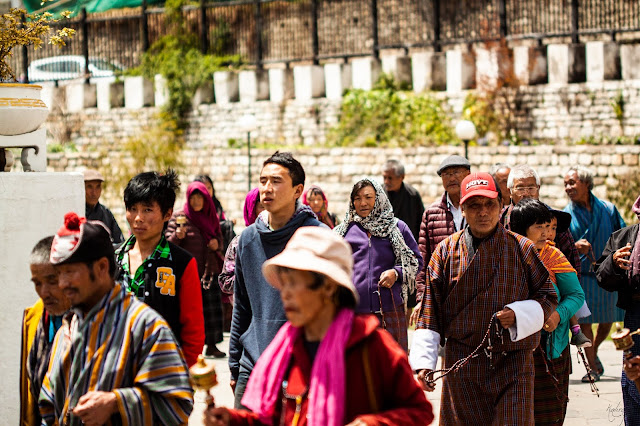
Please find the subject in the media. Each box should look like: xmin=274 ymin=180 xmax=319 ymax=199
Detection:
xmin=510 ymin=198 xmax=553 ymax=237
xmin=263 ymin=151 xmax=306 ymax=187
xmin=124 ymin=169 xmax=180 ymax=216
xmin=309 ymin=187 xmax=325 ymax=199
xmin=194 ymin=174 xmax=215 ymax=196
xmin=349 ymin=180 xmax=375 ymax=208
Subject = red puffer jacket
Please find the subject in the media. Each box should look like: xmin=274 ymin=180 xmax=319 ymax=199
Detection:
xmin=416 ymin=193 xmax=456 ymax=302
xmin=228 ymin=315 xmax=434 ymax=425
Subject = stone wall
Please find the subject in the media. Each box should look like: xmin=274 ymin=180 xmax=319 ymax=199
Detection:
xmin=47 ymin=144 xmax=640 ymax=235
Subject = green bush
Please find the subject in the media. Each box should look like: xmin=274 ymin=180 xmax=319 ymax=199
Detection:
xmin=327 ymin=86 xmax=454 ymax=147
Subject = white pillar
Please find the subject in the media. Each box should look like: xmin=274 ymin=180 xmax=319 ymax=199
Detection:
xmin=324 ymin=63 xmax=352 ymax=99
xmin=268 ymin=68 xmax=294 ymax=103
xmin=411 ymin=51 xmax=446 ymax=92
xmin=514 ymin=46 xmax=547 ymax=85
xmin=213 ymin=71 xmax=239 ymax=104
xmin=586 ymin=41 xmax=620 ymax=82
xmin=446 ymin=49 xmax=475 ymax=93
xmin=293 ymin=65 xmax=325 ymax=100
xmin=65 ymin=82 xmax=97 ymax=112
xmin=239 ymin=70 xmax=270 ymax=103
xmin=351 ymin=57 xmax=381 ymax=90
xmin=381 ymin=55 xmax=412 ymax=86
xmin=124 ymin=76 xmax=154 ymax=109
xmin=547 ymin=43 xmax=586 ymax=85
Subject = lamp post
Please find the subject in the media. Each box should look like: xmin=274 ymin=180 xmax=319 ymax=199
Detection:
xmin=455 ymin=120 xmax=477 ymax=160
xmin=239 ymin=114 xmax=257 ymax=192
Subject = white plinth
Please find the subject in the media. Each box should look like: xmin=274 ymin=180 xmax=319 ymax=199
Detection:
xmin=213 ymin=71 xmax=239 ymax=104
xmin=269 ymin=68 xmax=294 ymax=103
xmin=324 ymin=63 xmax=352 ymax=99
xmin=96 ymin=81 xmax=124 ymax=111
xmin=381 ymin=56 xmax=412 ymax=86
xmin=65 ymin=82 xmax=96 ymax=112
xmin=124 ymin=76 xmax=154 ymax=109
xmin=548 ymin=44 xmax=586 ymax=85
xmin=154 ymin=74 xmax=169 ymax=107
xmin=446 ymin=50 xmax=475 ymax=93
xmin=239 ymin=70 xmax=270 ymax=103
xmin=586 ymin=41 xmax=620 ymax=82
xmin=514 ymin=46 xmax=547 ymax=85
xmin=194 ymin=81 xmax=215 ymax=106
xmin=621 ymin=44 xmax=640 ymax=80
xmin=294 ymin=65 xmax=325 ymax=100
xmin=351 ymin=57 xmax=381 ymax=90
xmin=0 ymin=172 xmax=84 ymax=425
xmin=411 ymin=51 xmax=446 ymax=92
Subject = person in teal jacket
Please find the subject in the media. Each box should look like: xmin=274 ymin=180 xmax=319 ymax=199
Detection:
xmin=511 ymin=198 xmax=585 ymax=425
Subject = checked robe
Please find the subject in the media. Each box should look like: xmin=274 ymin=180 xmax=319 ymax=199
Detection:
xmin=415 ymin=224 xmax=557 ymax=425
xmin=39 ymin=283 xmax=194 ymax=425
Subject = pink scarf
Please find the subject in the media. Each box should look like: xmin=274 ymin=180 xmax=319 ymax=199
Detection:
xmin=241 ymin=308 xmax=354 ymax=426
xmin=184 ymin=181 xmax=220 ymax=242
xmin=303 ymin=185 xmax=335 ymax=229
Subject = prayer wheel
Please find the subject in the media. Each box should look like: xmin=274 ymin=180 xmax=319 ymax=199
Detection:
xmin=189 ymin=354 xmax=218 ymax=406
xmin=611 ymin=323 xmax=640 ymax=390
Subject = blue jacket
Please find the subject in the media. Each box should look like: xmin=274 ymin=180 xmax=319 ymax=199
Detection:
xmin=343 ymin=220 xmax=422 ymax=313
xmin=228 ymin=210 xmax=323 ymax=380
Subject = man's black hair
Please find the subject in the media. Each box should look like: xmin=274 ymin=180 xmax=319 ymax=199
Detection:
xmin=123 ymin=169 xmax=180 ymax=216
xmin=263 ymin=151 xmax=305 ymax=187
xmin=510 ymin=198 xmax=553 ymax=237
xmin=85 ymin=257 xmax=116 ymax=280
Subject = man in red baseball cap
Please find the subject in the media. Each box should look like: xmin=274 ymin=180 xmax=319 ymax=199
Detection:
xmin=410 ymin=172 xmax=558 ymax=425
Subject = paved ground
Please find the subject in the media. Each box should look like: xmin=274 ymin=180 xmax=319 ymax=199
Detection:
xmin=189 ymin=332 xmax=627 ymax=425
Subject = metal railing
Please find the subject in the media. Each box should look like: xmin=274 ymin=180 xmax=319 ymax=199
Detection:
xmin=9 ymin=0 xmax=640 ymax=84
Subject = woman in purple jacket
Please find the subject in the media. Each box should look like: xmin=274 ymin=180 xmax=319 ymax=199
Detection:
xmin=335 ymin=178 xmax=421 ymax=351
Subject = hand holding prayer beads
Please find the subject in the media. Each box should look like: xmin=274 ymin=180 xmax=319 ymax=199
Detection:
xmin=190 ymin=354 xmax=218 ymax=407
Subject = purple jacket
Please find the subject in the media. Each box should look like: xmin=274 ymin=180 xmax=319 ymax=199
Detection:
xmin=344 ymin=220 xmax=422 ymax=313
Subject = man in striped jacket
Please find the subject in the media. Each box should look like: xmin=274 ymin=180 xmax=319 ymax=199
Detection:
xmin=410 ymin=173 xmax=557 ymax=425
xmin=39 ymin=212 xmax=193 ymax=425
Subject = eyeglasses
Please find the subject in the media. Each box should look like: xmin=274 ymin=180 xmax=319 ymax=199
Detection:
xmin=441 ymin=170 xmax=467 ymax=179
xmin=512 ymin=186 xmax=539 ymax=195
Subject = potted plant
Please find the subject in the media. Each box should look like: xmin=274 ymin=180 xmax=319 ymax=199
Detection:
xmin=0 ymin=7 xmax=74 ymax=135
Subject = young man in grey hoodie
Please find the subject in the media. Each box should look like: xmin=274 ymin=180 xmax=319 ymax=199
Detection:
xmin=229 ymin=151 xmax=324 ymax=408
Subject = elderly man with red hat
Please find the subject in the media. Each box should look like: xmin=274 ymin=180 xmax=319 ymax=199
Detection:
xmin=409 ymin=172 xmax=557 ymax=425
xmin=39 ymin=213 xmax=193 ymax=425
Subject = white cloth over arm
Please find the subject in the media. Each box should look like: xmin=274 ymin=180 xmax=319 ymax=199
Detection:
xmin=504 ymin=300 xmax=544 ymax=342
xmin=409 ymin=328 xmax=440 ymax=371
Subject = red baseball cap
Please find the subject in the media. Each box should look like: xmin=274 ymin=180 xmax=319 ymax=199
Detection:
xmin=460 ymin=172 xmax=499 ymax=204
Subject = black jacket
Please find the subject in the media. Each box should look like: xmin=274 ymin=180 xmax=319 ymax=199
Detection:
xmin=595 ymin=223 xmax=640 ymax=310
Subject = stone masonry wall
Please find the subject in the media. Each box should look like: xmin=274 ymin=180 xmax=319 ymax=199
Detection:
xmin=47 ymin=144 xmax=640 ymax=235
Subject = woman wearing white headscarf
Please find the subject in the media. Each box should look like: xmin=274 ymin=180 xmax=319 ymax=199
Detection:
xmin=335 ymin=178 xmax=421 ymax=351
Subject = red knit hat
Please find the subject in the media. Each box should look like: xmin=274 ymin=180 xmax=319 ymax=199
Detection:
xmin=50 ymin=212 xmax=114 ymax=265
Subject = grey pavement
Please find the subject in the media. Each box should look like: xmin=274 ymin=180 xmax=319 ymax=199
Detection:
xmin=189 ymin=332 xmax=627 ymax=425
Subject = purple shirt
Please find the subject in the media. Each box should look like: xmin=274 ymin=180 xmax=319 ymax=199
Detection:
xmin=344 ymin=220 xmax=422 ymax=313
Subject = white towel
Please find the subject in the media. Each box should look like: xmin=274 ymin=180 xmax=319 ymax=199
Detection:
xmin=409 ymin=328 xmax=441 ymax=371
xmin=504 ymin=300 xmax=544 ymax=342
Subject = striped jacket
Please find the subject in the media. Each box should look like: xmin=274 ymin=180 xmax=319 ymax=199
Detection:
xmin=39 ymin=283 xmax=193 ymax=425
xmin=418 ymin=224 xmax=557 ymax=352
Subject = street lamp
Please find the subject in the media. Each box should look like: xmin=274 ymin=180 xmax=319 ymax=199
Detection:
xmin=455 ymin=120 xmax=477 ymax=160
xmin=239 ymin=114 xmax=257 ymax=192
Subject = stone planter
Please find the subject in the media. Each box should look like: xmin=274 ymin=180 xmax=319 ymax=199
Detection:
xmin=0 ymin=83 xmax=49 ymax=136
